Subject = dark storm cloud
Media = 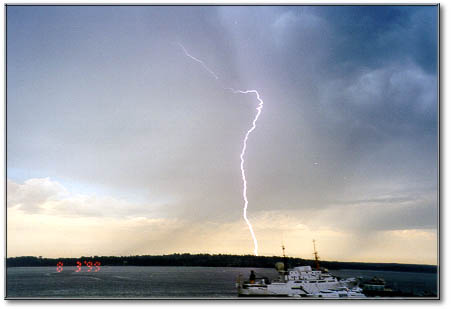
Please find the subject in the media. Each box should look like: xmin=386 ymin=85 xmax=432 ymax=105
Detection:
xmin=7 ymin=6 xmax=438 ymax=233
xmin=311 ymin=6 xmax=438 ymax=74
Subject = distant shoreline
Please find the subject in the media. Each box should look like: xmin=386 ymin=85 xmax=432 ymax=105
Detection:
xmin=6 ymin=254 xmax=437 ymax=273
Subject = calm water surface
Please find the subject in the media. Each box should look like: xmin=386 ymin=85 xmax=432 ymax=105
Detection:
xmin=6 ymin=266 xmax=437 ymax=298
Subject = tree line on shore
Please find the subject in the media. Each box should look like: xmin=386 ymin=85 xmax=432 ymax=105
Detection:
xmin=6 ymin=253 xmax=437 ymax=273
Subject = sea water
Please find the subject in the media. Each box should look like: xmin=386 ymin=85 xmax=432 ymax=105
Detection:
xmin=6 ymin=266 xmax=437 ymax=298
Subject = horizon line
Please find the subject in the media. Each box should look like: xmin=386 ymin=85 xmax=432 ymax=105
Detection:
xmin=6 ymin=253 xmax=438 ymax=267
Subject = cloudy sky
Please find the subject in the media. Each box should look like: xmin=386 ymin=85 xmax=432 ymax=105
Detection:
xmin=7 ymin=5 xmax=438 ymax=264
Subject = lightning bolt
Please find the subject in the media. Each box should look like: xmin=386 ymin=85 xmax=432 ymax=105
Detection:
xmin=178 ymin=43 xmax=262 ymax=256
xmin=234 ymin=89 xmax=262 ymax=256
xmin=176 ymin=42 xmax=219 ymax=80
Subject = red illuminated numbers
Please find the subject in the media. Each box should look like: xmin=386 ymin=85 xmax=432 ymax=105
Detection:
xmin=94 ymin=261 xmax=101 ymax=272
xmin=76 ymin=261 xmax=82 ymax=272
xmin=57 ymin=260 xmax=101 ymax=272
xmin=84 ymin=260 xmax=93 ymax=272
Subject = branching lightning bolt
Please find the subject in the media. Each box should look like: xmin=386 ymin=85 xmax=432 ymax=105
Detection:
xmin=177 ymin=43 xmax=262 ymax=256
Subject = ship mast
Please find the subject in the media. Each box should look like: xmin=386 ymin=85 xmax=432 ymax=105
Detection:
xmin=281 ymin=243 xmax=288 ymax=272
xmin=313 ymin=239 xmax=320 ymax=270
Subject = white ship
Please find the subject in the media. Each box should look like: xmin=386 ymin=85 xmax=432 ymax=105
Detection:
xmin=236 ymin=265 xmax=361 ymax=297
xmin=236 ymin=241 xmax=365 ymax=298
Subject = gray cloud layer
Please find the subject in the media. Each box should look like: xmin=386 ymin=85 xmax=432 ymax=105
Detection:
xmin=7 ymin=6 xmax=438 ymax=233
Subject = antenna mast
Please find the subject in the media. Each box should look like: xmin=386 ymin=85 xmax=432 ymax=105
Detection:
xmin=313 ymin=239 xmax=320 ymax=270
xmin=281 ymin=243 xmax=288 ymax=272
